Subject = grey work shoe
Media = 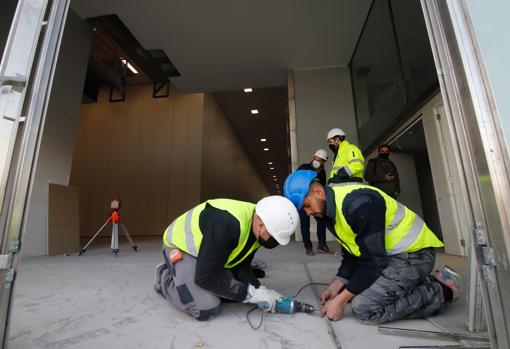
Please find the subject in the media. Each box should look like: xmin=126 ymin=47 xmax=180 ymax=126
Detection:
xmin=154 ymin=262 xmax=166 ymax=294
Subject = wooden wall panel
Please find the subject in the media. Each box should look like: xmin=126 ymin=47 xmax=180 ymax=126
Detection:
xmin=71 ymin=87 xmax=264 ymax=238
xmin=71 ymin=85 xmax=203 ymax=237
xmin=146 ymin=88 xmax=174 ymax=235
xmin=48 ymin=184 xmax=80 ymax=255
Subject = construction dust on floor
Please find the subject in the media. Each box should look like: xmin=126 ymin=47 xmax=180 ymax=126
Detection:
xmin=7 ymin=237 xmax=477 ymax=348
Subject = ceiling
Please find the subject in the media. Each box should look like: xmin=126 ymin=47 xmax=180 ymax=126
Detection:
xmin=215 ymin=87 xmax=289 ymax=194
xmin=71 ymin=0 xmax=372 ymax=194
xmin=71 ymin=0 xmax=372 ymax=93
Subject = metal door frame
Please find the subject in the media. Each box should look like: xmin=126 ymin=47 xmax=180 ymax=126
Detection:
xmin=421 ymin=0 xmax=510 ymax=347
xmin=0 ymin=0 xmax=70 ymax=346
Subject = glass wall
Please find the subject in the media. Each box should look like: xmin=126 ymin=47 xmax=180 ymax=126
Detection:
xmin=351 ymin=0 xmax=438 ymax=151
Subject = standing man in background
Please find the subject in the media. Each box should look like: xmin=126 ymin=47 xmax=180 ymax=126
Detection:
xmin=297 ymin=149 xmax=333 ymax=255
xmin=364 ymin=144 xmax=400 ymax=198
xmin=326 ymin=128 xmax=364 ymax=184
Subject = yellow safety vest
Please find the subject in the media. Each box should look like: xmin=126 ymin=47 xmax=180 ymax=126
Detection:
xmin=163 ymin=199 xmax=260 ymax=268
xmin=330 ymin=184 xmax=444 ymax=256
xmin=329 ymin=140 xmax=365 ymax=181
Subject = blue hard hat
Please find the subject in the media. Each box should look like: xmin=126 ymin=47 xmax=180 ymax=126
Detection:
xmin=283 ymin=170 xmax=318 ymax=210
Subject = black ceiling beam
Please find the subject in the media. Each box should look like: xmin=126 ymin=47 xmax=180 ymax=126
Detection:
xmin=87 ymin=15 xmax=180 ymax=83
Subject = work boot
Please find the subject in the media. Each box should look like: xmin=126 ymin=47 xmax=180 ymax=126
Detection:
xmin=433 ymin=265 xmax=461 ymax=303
xmin=153 ymin=262 xmax=166 ymax=294
xmin=317 ymin=245 xmax=333 ymax=254
xmin=305 ymin=248 xmax=314 ymax=256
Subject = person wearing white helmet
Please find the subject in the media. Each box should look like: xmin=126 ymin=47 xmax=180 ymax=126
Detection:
xmin=296 ymin=149 xmax=332 ymax=255
xmin=153 ymin=196 xmax=299 ymax=321
xmin=326 ymin=128 xmax=365 ymax=184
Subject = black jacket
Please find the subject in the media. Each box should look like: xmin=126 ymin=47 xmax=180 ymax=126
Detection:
xmin=364 ymin=156 xmax=400 ymax=196
xmin=321 ymin=186 xmax=388 ymax=294
xmin=194 ymin=204 xmax=260 ymax=302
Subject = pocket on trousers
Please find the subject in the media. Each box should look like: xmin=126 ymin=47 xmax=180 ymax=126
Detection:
xmin=176 ymin=284 xmax=194 ymax=305
xmin=382 ymin=263 xmax=420 ymax=284
xmin=381 ymin=268 xmax=402 ymax=282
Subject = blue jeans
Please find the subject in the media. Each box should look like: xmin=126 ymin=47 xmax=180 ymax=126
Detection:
xmin=299 ymin=209 xmax=327 ymax=249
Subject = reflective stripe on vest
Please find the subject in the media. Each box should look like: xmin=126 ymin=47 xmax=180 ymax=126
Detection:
xmin=331 ymin=184 xmax=443 ymax=256
xmin=163 ymin=199 xmax=259 ymax=268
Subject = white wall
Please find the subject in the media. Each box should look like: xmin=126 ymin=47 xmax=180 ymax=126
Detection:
xmin=292 ymin=66 xmax=357 ymax=243
xmin=22 ymin=10 xmax=92 ymax=257
xmin=293 ymin=66 xmax=358 ymax=173
xmin=464 ymin=0 xmax=510 ymax=153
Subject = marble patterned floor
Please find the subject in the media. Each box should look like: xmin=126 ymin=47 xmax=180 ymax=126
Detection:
xmin=7 ymin=237 xmax=485 ymax=348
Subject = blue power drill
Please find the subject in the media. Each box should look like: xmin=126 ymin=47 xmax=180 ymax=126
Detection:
xmin=258 ymin=297 xmax=315 ymax=314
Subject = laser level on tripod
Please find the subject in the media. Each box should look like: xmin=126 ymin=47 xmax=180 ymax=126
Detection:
xmin=79 ymin=199 xmax=138 ymax=257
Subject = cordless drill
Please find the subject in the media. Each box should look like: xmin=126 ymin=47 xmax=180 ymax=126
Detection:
xmin=258 ymin=297 xmax=315 ymax=314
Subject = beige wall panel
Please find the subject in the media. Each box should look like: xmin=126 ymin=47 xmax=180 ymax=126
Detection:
xmin=72 ymin=85 xmax=204 ymax=237
xmin=183 ymin=93 xmax=204 ymax=210
xmin=103 ymin=101 xmax=128 ymax=207
xmin=48 ymin=184 xmax=80 ymax=255
xmin=131 ymin=87 xmax=157 ymax=236
xmin=146 ymin=88 xmax=175 ymax=235
xmin=117 ymin=89 xmax=144 ymax=236
xmin=167 ymin=92 xmax=204 ymax=221
xmin=201 ymin=94 xmax=268 ymax=204
xmin=89 ymin=96 xmax=117 ymax=236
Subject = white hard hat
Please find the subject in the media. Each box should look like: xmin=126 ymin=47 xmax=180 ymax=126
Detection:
xmin=326 ymin=128 xmax=346 ymax=141
xmin=314 ymin=149 xmax=328 ymax=161
xmin=256 ymin=196 xmax=299 ymax=246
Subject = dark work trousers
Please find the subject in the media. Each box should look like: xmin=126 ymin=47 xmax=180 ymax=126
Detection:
xmin=158 ymin=247 xmax=258 ymax=321
xmin=299 ymin=209 xmax=327 ymax=250
xmin=350 ymin=248 xmax=444 ymax=324
xmin=160 ymin=248 xmax=221 ymax=321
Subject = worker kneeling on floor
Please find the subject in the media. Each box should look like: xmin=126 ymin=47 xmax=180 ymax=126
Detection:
xmin=283 ymin=170 xmax=460 ymax=324
xmin=154 ymin=196 xmax=299 ymax=321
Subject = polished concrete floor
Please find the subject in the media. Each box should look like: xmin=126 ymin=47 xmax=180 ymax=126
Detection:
xmin=7 ymin=237 xmax=486 ymax=348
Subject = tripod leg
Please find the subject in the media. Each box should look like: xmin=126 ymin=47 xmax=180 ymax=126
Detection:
xmin=111 ymin=221 xmax=119 ymax=256
xmin=120 ymin=223 xmax=138 ymax=252
xmin=79 ymin=219 xmax=111 ymax=255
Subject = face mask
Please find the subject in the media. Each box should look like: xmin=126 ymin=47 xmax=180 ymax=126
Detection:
xmin=312 ymin=160 xmax=321 ymax=169
xmin=379 ymin=153 xmax=390 ymax=159
xmin=258 ymin=235 xmax=279 ymax=249
xmin=329 ymin=144 xmax=338 ymax=153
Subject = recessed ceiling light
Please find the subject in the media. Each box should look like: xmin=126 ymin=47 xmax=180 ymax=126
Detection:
xmin=244 ymin=88 xmax=253 ymax=93
xmin=273 ymin=178 xmax=277 ymax=181
xmin=268 ymin=162 xmax=273 ymax=165
xmin=260 ymin=138 xmax=266 ymax=142
xmin=272 ymin=175 xmax=276 ymax=178
xmin=269 ymin=167 xmax=274 ymax=170
xmin=251 ymin=109 xmax=259 ymax=114
xmin=263 ymin=148 xmax=269 ymax=151
xmin=120 ymin=58 xmax=138 ymax=74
